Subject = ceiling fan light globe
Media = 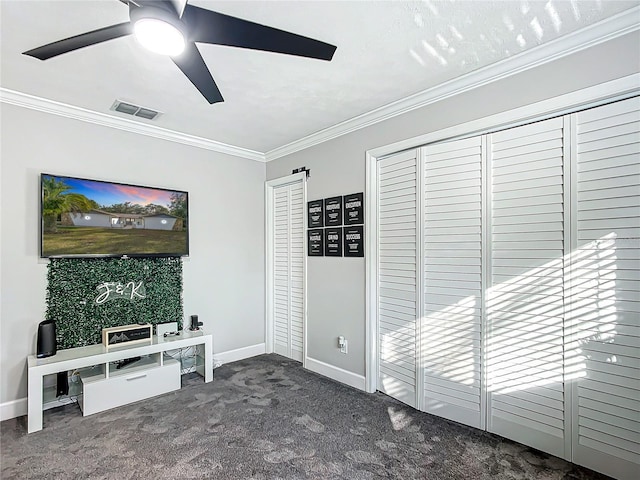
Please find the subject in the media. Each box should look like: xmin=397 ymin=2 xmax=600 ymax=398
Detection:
xmin=134 ymin=18 xmax=185 ymax=56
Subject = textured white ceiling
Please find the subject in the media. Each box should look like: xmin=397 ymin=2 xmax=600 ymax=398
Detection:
xmin=1 ymin=0 xmax=638 ymax=153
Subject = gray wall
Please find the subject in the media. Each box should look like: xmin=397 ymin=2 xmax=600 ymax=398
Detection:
xmin=265 ymin=31 xmax=640 ymax=379
xmin=0 ymin=104 xmax=266 ymax=406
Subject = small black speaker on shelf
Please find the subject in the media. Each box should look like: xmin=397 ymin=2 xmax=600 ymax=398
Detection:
xmin=36 ymin=319 xmax=57 ymax=358
xmin=190 ymin=314 xmax=202 ymax=331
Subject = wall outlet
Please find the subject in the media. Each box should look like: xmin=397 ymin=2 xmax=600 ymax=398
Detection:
xmin=338 ymin=336 xmax=348 ymax=354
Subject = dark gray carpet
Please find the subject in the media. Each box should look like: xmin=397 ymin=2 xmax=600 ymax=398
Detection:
xmin=1 ymin=354 xmax=610 ymax=479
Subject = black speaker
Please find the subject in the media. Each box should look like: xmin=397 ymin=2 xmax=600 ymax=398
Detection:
xmin=190 ymin=315 xmax=202 ymax=331
xmin=36 ymin=319 xmax=57 ymax=358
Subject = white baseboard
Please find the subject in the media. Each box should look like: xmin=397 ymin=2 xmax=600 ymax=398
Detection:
xmin=1 ymin=392 xmax=80 ymax=422
xmin=305 ymin=357 xmax=366 ymax=391
xmin=213 ymin=343 xmax=266 ymax=366
xmin=1 ymin=398 xmax=27 ymax=421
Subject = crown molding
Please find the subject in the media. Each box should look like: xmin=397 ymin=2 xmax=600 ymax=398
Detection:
xmin=0 ymin=88 xmax=266 ymax=163
xmin=2 ymin=6 xmax=638 ymax=164
xmin=265 ymin=5 xmax=640 ymax=161
xmin=367 ymin=73 xmax=639 ymax=160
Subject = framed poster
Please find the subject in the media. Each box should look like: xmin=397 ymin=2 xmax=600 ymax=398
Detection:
xmin=343 ymin=192 xmax=364 ymax=225
xmin=307 ymin=200 xmax=324 ymax=228
xmin=324 ymin=196 xmax=343 ymax=227
xmin=307 ymin=229 xmax=324 ymax=256
xmin=324 ymin=227 xmax=343 ymax=257
xmin=343 ymin=226 xmax=364 ymax=257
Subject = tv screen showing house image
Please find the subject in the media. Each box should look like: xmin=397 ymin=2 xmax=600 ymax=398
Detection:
xmin=40 ymin=174 xmax=189 ymax=258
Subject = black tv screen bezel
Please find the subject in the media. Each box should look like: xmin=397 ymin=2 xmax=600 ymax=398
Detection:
xmin=40 ymin=173 xmax=190 ymax=259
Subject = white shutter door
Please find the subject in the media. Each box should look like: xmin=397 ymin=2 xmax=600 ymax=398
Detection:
xmin=273 ymin=186 xmax=290 ymax=357
xmin=378 ymin=149 xmax=418 ymax=408
xmin=272 ymin=181 xmax=305 ymax=361
xmin=289 ymin=182 xmax=305 ymax=362
xmin=487 ymin=117 xmax=567 ymax=458
xmin=422 ymin=137 xmax=484 ymax=429
xmin=570 ymin=97 xmax=640 ymax=480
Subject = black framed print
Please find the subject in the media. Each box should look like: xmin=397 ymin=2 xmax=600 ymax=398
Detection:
xmin=343 ymin=226 xmax=364 ymax=257
xmin=308 ymin=229 xmax=324 ymax=256
xmin=343 ymin=192 xmax=364 ymax=225
xmin=307 ymin=200 xmax=324 ymax=228
xmin=324 ymin=196 xmax=343 ymax=227
xmin=324 ymin=227 xmax=343 ymax=256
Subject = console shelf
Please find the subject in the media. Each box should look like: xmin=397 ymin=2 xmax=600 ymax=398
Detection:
xmin=27 ymin=330 xmax=213 ymax=433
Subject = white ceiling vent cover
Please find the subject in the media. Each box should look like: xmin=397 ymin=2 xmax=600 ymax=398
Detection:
xmin=110 ymin=100 xmax=162 ymax=120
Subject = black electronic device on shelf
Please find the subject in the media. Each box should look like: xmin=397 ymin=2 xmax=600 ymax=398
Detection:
xmin=56 ymin=371 xmax=69 ymax=397
xmin=190 ymin=315 xmax=202 ymax=331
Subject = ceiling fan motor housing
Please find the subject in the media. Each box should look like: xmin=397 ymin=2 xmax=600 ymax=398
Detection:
xmin=129 ymin=3 xmax=189 ymax=42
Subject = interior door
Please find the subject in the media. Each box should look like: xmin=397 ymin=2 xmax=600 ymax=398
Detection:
xmin=377 ymin=149 xmax=419 ymax=408
xmin=569 ymin=96 xmax=640 ymax=480
xmin=421 ymin=136 xmax=485 ymax=429
xmin=270 ymin=177 xmax=305 ymax=362
xmin=486 ymin=117 xmax=568 ymax=458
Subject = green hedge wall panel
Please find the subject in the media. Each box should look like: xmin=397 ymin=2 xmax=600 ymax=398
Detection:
xmin=46 ymin=257 xmax=183 ymax=349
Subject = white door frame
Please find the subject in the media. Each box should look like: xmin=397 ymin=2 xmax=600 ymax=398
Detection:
xmin=364 ymin=74 xmax=639 ymax=394
xmin=265 ymin=172 xmax=308 ymax=365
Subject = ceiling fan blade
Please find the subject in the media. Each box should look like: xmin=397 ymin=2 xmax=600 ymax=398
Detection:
xmin=172 ymin=43 xmax=224 ymax=104
xmin=183 ymin=5 xmax=336 ymax=61
xmin=23 ymin=23 xmax=132 ymax=60
xmin=131 ymin=0 xmax=184 ymax=16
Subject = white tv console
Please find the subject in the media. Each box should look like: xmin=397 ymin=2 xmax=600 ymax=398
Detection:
xmin=27 ymin=330 xmax=213 ymax=433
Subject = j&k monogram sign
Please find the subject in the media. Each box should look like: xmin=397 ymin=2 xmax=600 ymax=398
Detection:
xmin=95 ymin=281 xmax=146 ymax=304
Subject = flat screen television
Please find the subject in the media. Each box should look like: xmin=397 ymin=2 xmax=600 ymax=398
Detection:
xmin=40 ymin=173 xmax=189 ymax=258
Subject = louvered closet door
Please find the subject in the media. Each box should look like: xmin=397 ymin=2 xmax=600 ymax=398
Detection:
xmin=378 ymin=149 xmax=418 ymax=408
xmin=487 ymin=117 xmax=568 ymax=458
xmin=273 ymin=180 xmax=305 ymax=362
xmin=289 ymin=182 xmax=305 ymax=361
xmin=422 ymin=137 xmax=484 ymax=429
xmin=569 ymin=97 xmax=640 ymax=480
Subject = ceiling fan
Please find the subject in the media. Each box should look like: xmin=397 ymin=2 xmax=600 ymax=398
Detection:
xmin=23 ymin=0 xmax=337 ymax=104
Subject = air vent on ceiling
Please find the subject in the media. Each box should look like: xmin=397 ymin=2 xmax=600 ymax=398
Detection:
xmin=110 ymin=100 xmax=162 ymax=121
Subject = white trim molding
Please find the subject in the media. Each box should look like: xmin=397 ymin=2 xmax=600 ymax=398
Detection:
xmin=0 ymin=88 xmax=265 ymax=163
xmin=0 ymin=395 xmax=74 ymax=421
xmin=367 ymin=74 xmax=640 ymax=160
xmin=1 ymin=394 xmax=91 ymax=422
xmin=1 ymin=398 xmax=27 ymax=422
xmin=212 ymin=342 xmax=266 ymax=367
xmin=364 ymin=151 xmax=378 ymax=394
xmin=305 ymin=357 xmax=366 ymax=391
xmin=265 ymin=6 xmax=640 ymax=161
